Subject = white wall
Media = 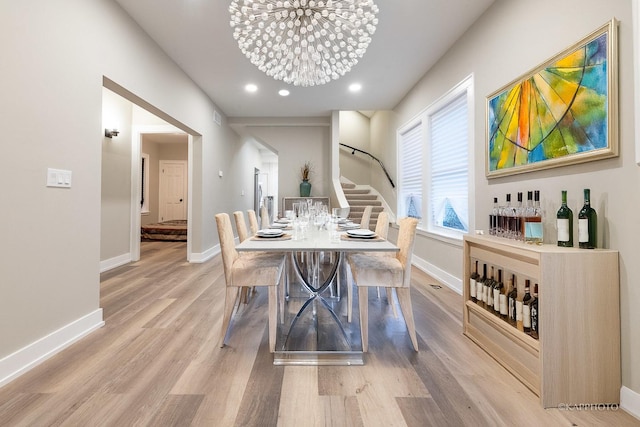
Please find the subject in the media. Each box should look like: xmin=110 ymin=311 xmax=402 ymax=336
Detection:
xmin=339 ymin=111 xmax=371 ymax=185
xmin=231 ymin=122 xmax=331 ymax=214
xmin=229 ymin=140 xmax=265 ymax=217
xmin=370 ymin=111 xmax=397 ymax=202
xmin=0 ymin=0 xmax=245 ymax=378
xmin=101 ymin=88 xmax=133 ymax=261
xmin=389 ymin=0 xmax=639 ymax=404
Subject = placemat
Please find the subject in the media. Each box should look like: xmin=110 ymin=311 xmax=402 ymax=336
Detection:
xmin=251 ymin=233 xmax=292 ymax=241
xmin=340 ymin=234 xmax=385 ymax=242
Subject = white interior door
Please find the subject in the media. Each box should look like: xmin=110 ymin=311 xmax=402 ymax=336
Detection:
xmin=159 ymin=160 xmax=187 ymax=222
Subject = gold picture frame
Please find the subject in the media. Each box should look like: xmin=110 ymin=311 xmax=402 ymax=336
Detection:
xmin=486 ymin=18 xmax=618 ymax=178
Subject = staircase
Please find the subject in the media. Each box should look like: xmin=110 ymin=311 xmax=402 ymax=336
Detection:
xmin=341 ymin=182 xmax=384 ymax=231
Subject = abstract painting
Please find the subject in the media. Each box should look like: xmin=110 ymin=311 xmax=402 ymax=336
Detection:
xmin=486 ymin=19 xmax=618 ymax=178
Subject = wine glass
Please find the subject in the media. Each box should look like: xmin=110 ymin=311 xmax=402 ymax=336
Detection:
xmin=297 ymin=202 xmax=309 ymax=239
xmin=313 ymin=210 xmax=326 ymax=231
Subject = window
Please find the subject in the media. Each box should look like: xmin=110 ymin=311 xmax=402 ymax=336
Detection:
xmin=397 ymin=121 xmax=423 ymax=221
xmin=396 ymin=75 xmax=473 ymax=239
xmin=428 ymin=90 xmax=469 ymax=234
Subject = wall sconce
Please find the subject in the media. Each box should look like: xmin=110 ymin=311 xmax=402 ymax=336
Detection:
xmin=105 ymin=128 xmax=120 ymax=138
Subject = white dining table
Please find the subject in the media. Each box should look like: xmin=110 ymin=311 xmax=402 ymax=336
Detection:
xmin=235 ymin=227 xmax=398 ymax=253
xmin=236 ymin=225 xmax=398 ymax=365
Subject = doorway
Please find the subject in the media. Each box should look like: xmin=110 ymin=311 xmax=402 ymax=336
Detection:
xmin=100 ymin=81 xmax=197 ymax=271
xmin=131 ymin=125 xmax=191 ymax=262
xmin=159 ymin=160 xmax=188 ymax=222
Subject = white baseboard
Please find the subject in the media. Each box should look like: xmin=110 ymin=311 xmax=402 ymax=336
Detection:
xmin=412 ymin=255 xmax=462 ymax=294
xmin=100 ymin=253 xmax=132 ymax=273
xmin=189 ymin=244 xmax=220 ymax=263
xmin=621 ymin=386 xmax=640 ymax=420
xmin=0 ymin=309 xmax=104 ymax=388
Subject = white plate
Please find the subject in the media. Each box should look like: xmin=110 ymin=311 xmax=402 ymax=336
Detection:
xmin=275 ymin=218 xmax=291 ymax=223
xmin=339 ymin=223 xmax=360 ymax=230
xmin=257 ymin=229 xmax=284 ymax=238
xmin=347 ymin=229 xmax=376 ymax=238
xmin=269 ymin=222 xmax=288 ymax=228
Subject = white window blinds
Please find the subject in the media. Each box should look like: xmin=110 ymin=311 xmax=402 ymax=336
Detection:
xmin=429 ymin=93 xmax=468 ymax=233
xmin=398 ymin=122 xmax=423 ymax=219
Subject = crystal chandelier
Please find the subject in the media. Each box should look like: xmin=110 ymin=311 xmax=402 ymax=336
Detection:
xmin=229 ymin=0 xmax=379 ymax=87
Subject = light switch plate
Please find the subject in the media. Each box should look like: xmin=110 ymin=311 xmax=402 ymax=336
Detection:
xmin=47 ymin=168 xmax=72 ymax=188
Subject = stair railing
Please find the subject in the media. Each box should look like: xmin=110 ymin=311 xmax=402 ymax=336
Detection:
xmin=339 ymin=143 xmax=395 ymax=189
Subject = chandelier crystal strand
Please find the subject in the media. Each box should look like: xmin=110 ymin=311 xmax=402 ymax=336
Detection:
xmin=229 ymin=0 xmax=379 ymax=87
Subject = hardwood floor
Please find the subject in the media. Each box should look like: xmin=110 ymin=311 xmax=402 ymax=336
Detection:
xmin=0 ymin=241 xmax=637 ymax=426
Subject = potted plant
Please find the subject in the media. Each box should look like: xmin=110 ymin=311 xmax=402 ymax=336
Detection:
xmin=300 ymin=161 xmax=312 ymax=197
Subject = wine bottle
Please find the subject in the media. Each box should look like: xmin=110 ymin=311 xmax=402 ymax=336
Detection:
xmin=530 ymin=284 xmax=539 ymax=339
xmin=490 ymin=197 xmax=498 ymax=235
xmin=485 ymin=266 xmax=495 ymax=311
xmin=507 ymin=274 xmax=517 ymax=326
xmin=515 ymin=192 xmax=524 ymax=240
xmin=516 ymin=279 xmax=527 ymax=332
xmin=478 ymin=263 xmax=488 ymax=308
xmin=522 ymin=280 xmax=533 ymax=333
xmin=578 ymin=188 xmax=597 ymax=249
xmin=499 ymin=194 xmax=511 ymax=238
xmin=556 ymin=190 xmax=573 ymax=247
xmin=525 ymin=190 xmax=543 ymax=244
xmin=498 ymin=270 xmax=508 ymax=320
xmin=493 ymin=268 xmax=503 ymax=315
xmin=469 ymin=260 xmax=479 ymax=303
xmin=505 ymin=194 xmax=515 ymax=239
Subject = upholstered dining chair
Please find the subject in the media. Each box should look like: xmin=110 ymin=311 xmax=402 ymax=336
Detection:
xmin=247 ymin=209 xmax=260 ymax=235
xmin=233 ymin=211 xmax=250 ymax=242
xmin=347 ymin=217 xmax=419 ymax=352
xmin=216 ymin=213 xmax=285 ymax=352
xmin=367 ymin=211 xmax=395 ymax=314
xmin=250 ymin=208 xmax=291 ymax=300
xmin=359 ymin=205 xmax=373 ymax=230
xmin=372 ymin=211 xmax=389 ymax=243
xmin=345 ymin=211 xmax=390 ymax=323
xmin=260 ymin=205 xmax=270 ymax=229
xmin=233 ymin=211 xmax=255 ymax=304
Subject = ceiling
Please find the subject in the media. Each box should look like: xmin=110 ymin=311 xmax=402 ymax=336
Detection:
xmin=113 ymin=0 xmax=495 ymax=118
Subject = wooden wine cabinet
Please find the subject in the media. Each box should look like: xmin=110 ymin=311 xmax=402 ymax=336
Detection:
xmin=462 ymin=234 xmax=620 ymax=408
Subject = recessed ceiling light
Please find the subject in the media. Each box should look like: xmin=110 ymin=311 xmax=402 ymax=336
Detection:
xmin=349 ymin=83 xmax=362 ymax=92
xmin=245 ymin=83 xmax=258 ymax=93
xmin=278 ymin=89 xmax=290 ymax=97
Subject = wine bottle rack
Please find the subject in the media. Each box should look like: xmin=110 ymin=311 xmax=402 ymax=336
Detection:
xmin=462 ymin=234 xmax=620 ymax=408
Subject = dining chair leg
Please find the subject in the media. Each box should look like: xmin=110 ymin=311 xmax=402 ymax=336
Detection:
xmin=287 ymin=252 xmax=296 ymax=300
xmin=337 ymin=252 xmax=343 ymax=300
xmin=386 ymin=288 xmax=398 ymax=318
xmin=268 ymin=286 xmax=278 ymax=353
xmin=240 ymin=286 xmax=249 ymax=304
xmin=347 ymin=264 xmax=353 ymax=323
xmin=396 ymin=287 xmax=418 ymax=351
xmin=220 ymin=287 xmax=240 ymax=348
xmin=358 ymin=286 xmax=369 ymax=352
xmin=279 ymin=271 xmax=286 ymax=324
